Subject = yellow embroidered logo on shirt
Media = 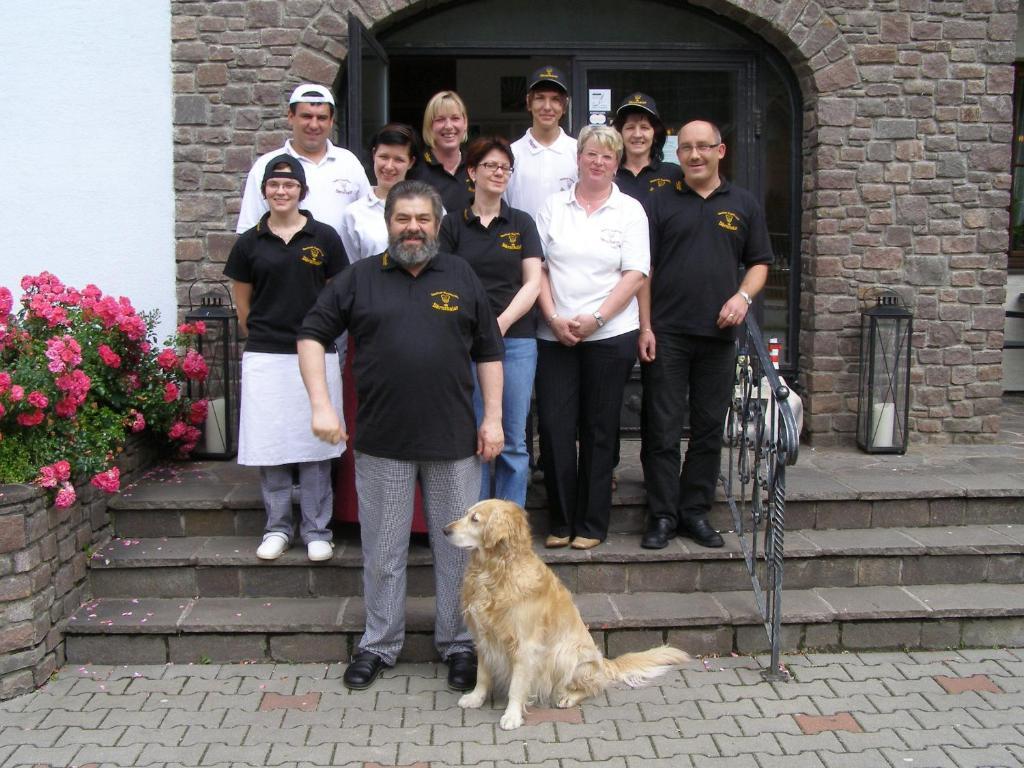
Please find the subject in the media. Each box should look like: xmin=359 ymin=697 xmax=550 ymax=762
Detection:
xmin=431 ymin=290 xmax=460 ymax=312
xmin=500 ymin=232 xmax=522 ymax=251
xmin=717 ymin=211 xmax=740 ymax=231
xmin=649 ymin=177 xmax=672 ymax=188
xmin=301 ymin=246 xmax=325 ymax=266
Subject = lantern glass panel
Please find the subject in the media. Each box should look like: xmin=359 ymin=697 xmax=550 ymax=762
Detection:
xmin=857 ymin=297 xmax=913 ymax=454
xmin=185 ymin=306 xmax=240 ymax=459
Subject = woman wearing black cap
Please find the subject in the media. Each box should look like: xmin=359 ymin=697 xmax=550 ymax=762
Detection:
xmin=612 ymin=92 xmax=683 ymax=205
xmin=224 ymin=155 xmax=347 ymax=563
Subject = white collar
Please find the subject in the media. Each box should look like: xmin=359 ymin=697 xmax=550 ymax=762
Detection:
xmin=567 ymin=182 xmax=622 ymax=212
xmin=524 ymin=128 xmax=572 ymax=155
xmin=284 ymin=138 xmax=338 ymax=166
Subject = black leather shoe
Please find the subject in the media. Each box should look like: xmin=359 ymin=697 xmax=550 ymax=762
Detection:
xmin=343 ymin=651 xmax=387 ymax=690
xmin=678 ymin=517 xmax=724 ymax=548
xmin=446 ymin=651 xmax=477 ymax=692
xmin=641 ymin=517 xmax=676 ymax=549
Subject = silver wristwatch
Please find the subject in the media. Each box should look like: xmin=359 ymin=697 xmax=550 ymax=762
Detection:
xmin=738 ymin=290 xmax=752 ymax=306
xmin=593 ymin=311 xmax=605 ymax=328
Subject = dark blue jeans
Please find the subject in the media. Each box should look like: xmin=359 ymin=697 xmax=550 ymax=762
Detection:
xmin=536 ymin=331 xmax=638 ymax=541
xmin=640 ymin=332 xmax=735 ymax=524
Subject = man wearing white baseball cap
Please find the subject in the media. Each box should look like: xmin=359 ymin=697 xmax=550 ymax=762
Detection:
xmin=237 ymin=84 xmax=370 ymax=238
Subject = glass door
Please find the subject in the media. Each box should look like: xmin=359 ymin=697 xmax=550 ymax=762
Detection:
xmin=345 ymin=15 xmax=389 ymax=164
xmin=574 ymin=58 xmax=754 ymax=188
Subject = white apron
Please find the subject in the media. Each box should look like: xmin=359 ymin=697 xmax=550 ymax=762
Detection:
xmin=238 ymin=351 xmax=344 ymax=466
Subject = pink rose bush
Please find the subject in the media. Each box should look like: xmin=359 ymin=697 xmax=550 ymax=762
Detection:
xmin=0 ymin=272 xmax=209 ymax=505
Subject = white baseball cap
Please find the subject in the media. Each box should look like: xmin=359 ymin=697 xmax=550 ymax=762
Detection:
xmin=288 ymin=84 xmax=335 ymax=107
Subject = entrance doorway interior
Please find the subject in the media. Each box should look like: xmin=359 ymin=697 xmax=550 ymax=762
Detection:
xmin=342 ymin=0 xmax=801 ymax=378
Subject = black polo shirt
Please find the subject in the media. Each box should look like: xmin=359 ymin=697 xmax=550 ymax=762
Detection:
xmin=615 ymin=160 xmax=684 ymax=208
xmin=647 ymin=178 xmax=773 ymax=340
xmin=224 ymin=211 xmax=346 ymax=353
xmin=299 ymin=250 xmax=504 ymax=461
xmin=438 ymin=202 xmax=543 ymax=339
xmin=409 ymin=150 xmax=475 ymax=213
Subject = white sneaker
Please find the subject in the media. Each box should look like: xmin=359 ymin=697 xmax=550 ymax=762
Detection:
xmin=256 ymin=532 xmax=289 ymax=560
xmin=307 ymin=540 xmax=334 ymax=562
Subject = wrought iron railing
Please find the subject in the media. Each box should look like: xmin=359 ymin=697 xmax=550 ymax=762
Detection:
xmin=722 ymin=313 xmax=800 ymax=681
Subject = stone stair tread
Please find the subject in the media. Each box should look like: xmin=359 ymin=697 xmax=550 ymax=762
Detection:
xmin=88 ymin=524 xmax=1024 ymax=570
xmin=66 ymin=583 xmax=1024 ymax=636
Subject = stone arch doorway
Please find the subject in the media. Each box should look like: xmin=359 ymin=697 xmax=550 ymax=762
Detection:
xmin=340 ymin=0 xmax=807 ymax=377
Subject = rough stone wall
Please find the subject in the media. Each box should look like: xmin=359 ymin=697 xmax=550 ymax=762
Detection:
xmin=171 ymin=0 xmax=1018 ymax=444
xmin=0 ymin=437 xmax=157 ymax=699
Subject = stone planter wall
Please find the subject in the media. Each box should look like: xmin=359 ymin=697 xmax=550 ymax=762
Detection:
xmin=0 ymin=435 xmax=158 ymax=699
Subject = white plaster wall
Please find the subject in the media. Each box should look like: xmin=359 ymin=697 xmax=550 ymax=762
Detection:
xmin=0 ymin=2 xmax=176 ymax=342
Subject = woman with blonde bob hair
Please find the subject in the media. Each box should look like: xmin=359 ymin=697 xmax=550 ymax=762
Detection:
xmin=411 ymin=90 xmax=474 ymax=212
xmin=533 ymin=124 xmax=650 ymax=550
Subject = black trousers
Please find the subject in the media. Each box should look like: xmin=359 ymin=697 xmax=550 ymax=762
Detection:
xmin=640 ymin=331 xmax=735 ymax=524
xmin=536 ymin=331 xmax=638 ymax=540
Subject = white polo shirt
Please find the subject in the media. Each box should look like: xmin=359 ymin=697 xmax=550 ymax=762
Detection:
xmin=338 ymin=190 xmax=387 ymax=263
xmin=535 ymin=184 xmax=650 ymax=343
xmin=236 ymin=139 xmax=371 ymax=238
xmin=505 ymin=128 xmax=578 ymax=218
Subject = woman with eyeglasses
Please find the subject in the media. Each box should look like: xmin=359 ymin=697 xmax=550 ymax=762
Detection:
xmin=225 ymin=156 xmax=346 ymax=562
xmin=534 ymin=125 xmax=650 ymax=550
xmin=439 ymin=136 xmax=542 ymax=506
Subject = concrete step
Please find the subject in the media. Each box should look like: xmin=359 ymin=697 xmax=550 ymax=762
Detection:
xmin=87 ymin=525 xmax=1024 ymax=599
xmin=64 ymin=583 xmax=1024 ymax=665
xmin=108 ymin=472 xmax=1024 ymax=538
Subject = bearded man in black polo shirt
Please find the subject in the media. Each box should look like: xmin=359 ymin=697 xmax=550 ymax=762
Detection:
xmin=298 ymin=180 xmax=504 ymax=691
xmin=638 ymin=120 xmax=772 ymax=550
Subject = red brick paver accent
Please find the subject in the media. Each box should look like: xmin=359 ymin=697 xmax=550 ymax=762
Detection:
xmin=259 ymin=691 xmax=321 ymax=711
xmin=794 ymin=712 xmax=863 ymax=735
xmin=524 ymin=707 xmax=584 ymax=725
xmin=934 ymin=674 xmax=1003 ymax=694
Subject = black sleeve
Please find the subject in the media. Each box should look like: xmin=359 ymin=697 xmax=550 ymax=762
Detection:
xmin=322 ymin=227 xmax=348 ymax=278
xmin=223 ymin=232 xmax=251 ymax=282
xmin=516 ymin=210 xmax=544 ymax=262
xmin=466 ymin=266 xmax=504 ymax=363
xmin=298 ymin=267 xmax=354 ymax=346
xmin=646 ymin=194 xmax=662 ymax=271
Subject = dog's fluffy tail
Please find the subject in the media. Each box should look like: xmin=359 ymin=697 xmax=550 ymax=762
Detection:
xmin=602 ymin=645 xmax=690 ymax=688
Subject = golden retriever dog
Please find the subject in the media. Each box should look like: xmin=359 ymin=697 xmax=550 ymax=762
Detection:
xmin=443 ymin=499 xmax=690 ymax=730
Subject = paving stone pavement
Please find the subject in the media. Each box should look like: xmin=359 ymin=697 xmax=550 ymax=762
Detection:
xmin=2 ymin=649 xmax=1024 ymax=767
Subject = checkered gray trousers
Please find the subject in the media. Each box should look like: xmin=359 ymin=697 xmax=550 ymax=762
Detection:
xmin=354 ymin=451 xmax=480 ymax=665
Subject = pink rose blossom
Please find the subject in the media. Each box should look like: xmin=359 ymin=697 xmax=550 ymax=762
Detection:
xmin=163 ymin=381 xmax=180 ymax=403
xmin=55 ymin=397 xmax=78 ymax=419
xmin=54 ymin=483 xmax=76 ymax=508
xmin=36 ymin=460 xmax=71 ymax=489
xmin=168 ymin=421 xmax=189 ymax=440
xmin=45 ymin=335 xmax=82 ymax=373
xmin=0 ymin=371 xmax=10 ymax=393
xmin=27 ymin=391 xmax=48 ymax=409
xmin=17 ymin=409 xmax=45 ymax=427
xmin=98 ymin=344 xmax=122 ymax=368
xmin=156 ymin=349 xmax=179 ymax=371
xmin=90 ymin=467 xmax=121 ymax=493
xmin=189 ymin=399 xmax=209 ymax=426
xmin=129 ymin=410 xmax=146 ymax=433
xmin=182 ymin=350 xmax=208 ymax=382
xmin=10 ymin=385 xmax=24 ymax=401
xmin=0 ymin=286 xmax=11 ymax=317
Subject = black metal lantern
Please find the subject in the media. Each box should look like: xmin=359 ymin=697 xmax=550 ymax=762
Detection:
xmin=857 ymin=290 xmax=913 ymax=454
xmin=185 ymin=281 xmax=240 ymax=459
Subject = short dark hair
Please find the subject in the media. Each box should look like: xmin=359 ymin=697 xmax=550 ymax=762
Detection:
xmin=369 ymin=123 xmax=422 ymax=165
xmin=288 ymin=99 xmax=335 ymax=118
xmin=612 ymin=108 xmax=668 ymax=164
xmin=464 ymin=136 xmax=514 ymax=170
xmin=384 ymin=179 xmax=443 ymax=225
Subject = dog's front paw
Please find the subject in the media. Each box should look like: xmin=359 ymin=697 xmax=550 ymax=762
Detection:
xmin=458 ymin=690 xmax=486 ymax=709
xmin=499 ymin=708 xmax=524 ymax=730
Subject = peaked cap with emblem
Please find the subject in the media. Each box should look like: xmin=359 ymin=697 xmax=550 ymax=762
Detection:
xmin=616 ymin=92 xmax=660 ymax=120
xmin=528 ymin=65 xmax=569 ymax=95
